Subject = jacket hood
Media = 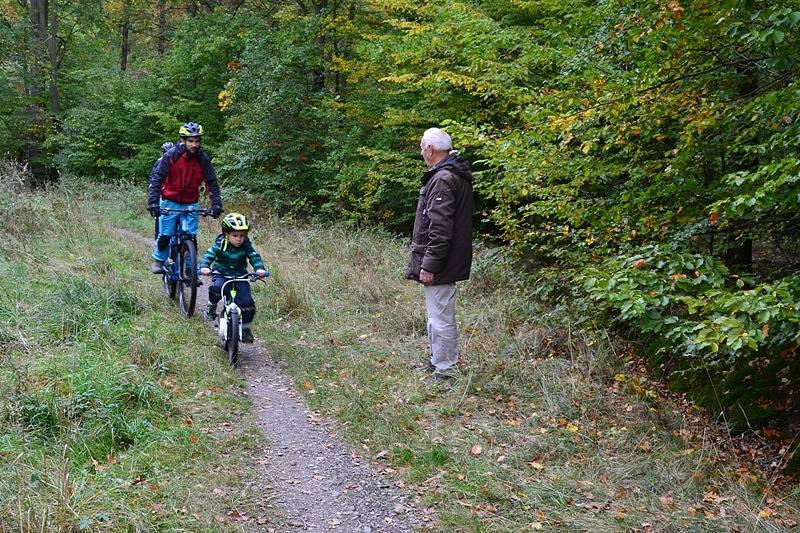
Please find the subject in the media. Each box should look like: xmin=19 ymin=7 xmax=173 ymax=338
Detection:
xmin=422 ymin=153 xmax=472 ymax=185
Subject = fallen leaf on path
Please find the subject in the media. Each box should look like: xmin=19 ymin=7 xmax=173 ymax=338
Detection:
xmin=659 ymin=495 xmax=677 ymax=509
xmin=529 ymin=455 xmax=545 ymax=470
xmin=470 ymin=445 xmax=483 ymax=456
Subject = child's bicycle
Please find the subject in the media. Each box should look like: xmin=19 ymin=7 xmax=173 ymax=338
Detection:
xmin=207 ymin=271 xmax=269 ymax=366
xmin=160 ymin=207 xmax=212 ymax=317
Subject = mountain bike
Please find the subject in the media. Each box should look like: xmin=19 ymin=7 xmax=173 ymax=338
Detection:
xmin=206 ymin=272 xmax=269 ymax=366
xmin=160 ymin=207 xmax=212 ymax=317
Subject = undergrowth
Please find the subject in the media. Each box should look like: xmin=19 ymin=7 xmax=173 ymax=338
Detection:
xmin=243 ymin=209 xmax=800 ymax=531
xmin=3 ymin=168 xmax=798 ymax=531
xmin=0 ymin=167 xmax=264 ymax=531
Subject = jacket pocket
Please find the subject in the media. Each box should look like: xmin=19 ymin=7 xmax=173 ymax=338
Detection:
xmin=406 ymin=245 xmax=424 ymax=280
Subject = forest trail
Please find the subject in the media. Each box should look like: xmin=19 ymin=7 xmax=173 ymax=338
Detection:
xmin=116 ymin=228 xmax=430 ymax=531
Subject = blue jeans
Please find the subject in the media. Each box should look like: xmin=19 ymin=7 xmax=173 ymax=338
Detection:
xmin=209 ymin=276 xmax=255 ymax=325
xmin=151 ymin=199 xmax=200 ymax=261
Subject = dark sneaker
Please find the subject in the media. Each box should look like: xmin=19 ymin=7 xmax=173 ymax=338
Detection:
xmin=241 ymin=328 xmax=255 ymax=344
xmin=430 ymin=367 xmax=459 ymax=383
xmin=203 ymin=306 xmax=216 ymax=321
xmin=150 ymin=260 xmax=163 ymax=274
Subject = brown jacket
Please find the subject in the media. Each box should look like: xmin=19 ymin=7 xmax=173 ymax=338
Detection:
xmin=406 ymin=154 xmax=474 ymax=285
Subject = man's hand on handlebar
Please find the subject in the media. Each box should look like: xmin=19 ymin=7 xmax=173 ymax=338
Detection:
xmin=200 ymin=267 xmax=211 ymax=276
xmin=256 ymin=269 xmax=267 ymax=278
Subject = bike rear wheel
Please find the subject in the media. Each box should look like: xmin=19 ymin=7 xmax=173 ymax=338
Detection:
xmin=225 ymin=310 xmax=240 ymax=366
xmin=177 ymin=239 xmax=198 ymax=317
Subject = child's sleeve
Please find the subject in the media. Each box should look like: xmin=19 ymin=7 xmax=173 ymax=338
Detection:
xmin=199 ymin=242 xmax=220 ymax=269
xmin=246 ymin=241 xmax=266 ymax=271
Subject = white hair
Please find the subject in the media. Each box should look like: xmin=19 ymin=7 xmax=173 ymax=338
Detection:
xmin=421 ymin=128 xmax=453 ymax=151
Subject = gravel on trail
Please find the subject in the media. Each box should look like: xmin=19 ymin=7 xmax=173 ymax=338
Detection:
xmin=237 ymin=346 xmax=431 ymax=532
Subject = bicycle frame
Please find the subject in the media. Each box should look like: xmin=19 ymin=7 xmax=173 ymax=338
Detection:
xmin=209 ymin=272 xmax=268 ymax=366
xmin=158 ymin=207 xmax=211 ymax=318
xmin=161 ymin=208 xmax=209 ymax=283
xmin=218 ymin=277 xmax=247 ymax=342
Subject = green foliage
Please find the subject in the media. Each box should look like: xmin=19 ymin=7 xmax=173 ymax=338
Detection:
xmin=56 ymin=10 xmax=246 ymax=181
xmin=3 ymin=0 xmax=800 ymax=425
xmin=217 ymin=12 xmax=327 ymax=210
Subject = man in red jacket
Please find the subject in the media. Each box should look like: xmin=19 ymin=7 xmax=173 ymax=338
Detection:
xmin=406 ymin=127 xmax=474 ymax=382
xmin=147 ymin=122 xmax=223 ymax=273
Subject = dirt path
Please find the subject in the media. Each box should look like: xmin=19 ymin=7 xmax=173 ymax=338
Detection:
xmin=118 ymin=229 xmax=429 ymax=532
xmin=237 ymin=343 xmax=426 ymax=532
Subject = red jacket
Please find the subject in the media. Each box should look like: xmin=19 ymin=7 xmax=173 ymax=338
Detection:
xmin=147 ymin=143 xmax=222 ymax=208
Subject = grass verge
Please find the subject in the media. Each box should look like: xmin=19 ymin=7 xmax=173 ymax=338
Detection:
xmin=0 ymin=169 xmax=266 ymax=531
xmin=4 ymin=170 xmax=798 ymax=531
xmin=240 ymin=208 xmax=800 ymax=531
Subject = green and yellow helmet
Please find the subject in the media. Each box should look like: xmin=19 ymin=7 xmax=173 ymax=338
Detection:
xmin=178 ymin=122 xmax=204 ymax=138
xmin=221 ymin=212 xmax=249 ymax=233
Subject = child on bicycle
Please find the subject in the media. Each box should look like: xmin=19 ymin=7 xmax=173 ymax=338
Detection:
xmin=199 ymin=212 xmax=268 ymax=343
xmin=147 ymin=121 xmax=224 ymax=274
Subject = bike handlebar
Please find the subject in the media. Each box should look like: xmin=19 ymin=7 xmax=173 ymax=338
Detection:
xmin=160 ymin=208 xmax=213 ymax=215
xmin=205 ymin=271 xmax=270 ymax=281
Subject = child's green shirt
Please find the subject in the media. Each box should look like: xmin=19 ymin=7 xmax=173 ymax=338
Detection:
xmin=199 ymin=234 xmax=265 ymax=276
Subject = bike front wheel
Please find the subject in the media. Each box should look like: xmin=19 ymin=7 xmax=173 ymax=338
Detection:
xmin=226 ymin=310 xmax=240 ymax=366
xmin=162 ymin=256 xmax=177 ymax=300
xmin=177 ymin=239 xmax=198 ymax=317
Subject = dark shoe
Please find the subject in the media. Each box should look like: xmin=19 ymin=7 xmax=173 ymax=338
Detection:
xmin=150 ymin=260 xmax=163 ymax=274
xmin=241 ymin=328 xmax=254 ymax=344
xmin=431 ymin=367 xmax=458 ymax=382
xmin=203 ymin=306 xmax=216 ymax=321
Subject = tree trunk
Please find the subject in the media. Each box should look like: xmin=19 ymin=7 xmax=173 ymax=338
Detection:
xmin=311 ymin=0 xmax=327 ymax=92
xmin=120 ymin=21 xmax=130 ymax=72
xmin=157 ymin=0 xmax=168 ymax=55
xmin=47 ymin=0 xmax=60 ymax=115
xmin=725 ymin=238 xmax=753 ymax=278
xmin=722 ymin=63 xmax=757 ymax=274
xmin=26 ymin=0 xmax=47 ymax=100
xmin=22 ymin=0 xmax=52 ymax=182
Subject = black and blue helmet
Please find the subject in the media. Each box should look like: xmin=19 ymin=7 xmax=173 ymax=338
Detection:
xmin=178 ymin=122 xmax=204 ymax=138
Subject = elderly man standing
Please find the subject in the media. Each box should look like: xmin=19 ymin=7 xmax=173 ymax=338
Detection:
xmin=406 ymin=127 xmax=474 ymax=381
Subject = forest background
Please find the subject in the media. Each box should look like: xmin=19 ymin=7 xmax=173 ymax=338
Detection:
xmin=1 ymin=0 xmax=799 ymax=435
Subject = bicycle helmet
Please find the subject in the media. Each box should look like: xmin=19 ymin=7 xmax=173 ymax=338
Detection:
xmin=179 ymin=122 xmax=204 ymax=138
xmin=160 ymin=141 xmax=175 ymax=154
xmin=221 ymin=212 xmax=249 ymax=233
